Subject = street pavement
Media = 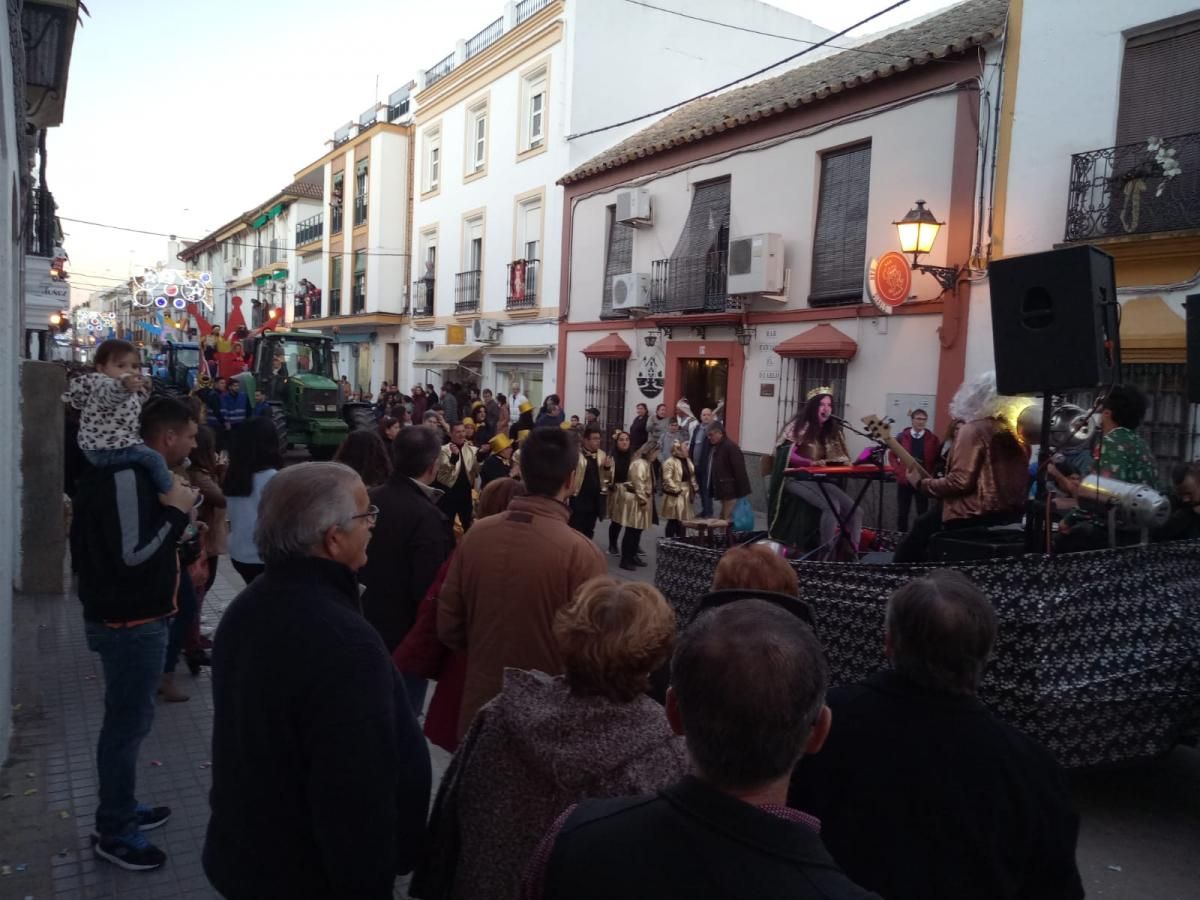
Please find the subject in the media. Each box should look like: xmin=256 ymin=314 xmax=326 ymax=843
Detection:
xmin=2 ymin=523 xmax=1198 ymax=899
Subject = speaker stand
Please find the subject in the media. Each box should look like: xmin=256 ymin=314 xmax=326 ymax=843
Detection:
xmin=1024 ymin=390 xmax=1056 ymax=555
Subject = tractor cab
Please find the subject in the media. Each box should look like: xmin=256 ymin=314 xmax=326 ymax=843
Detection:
xmin=152 ymin=341 xmax=203 ymax=396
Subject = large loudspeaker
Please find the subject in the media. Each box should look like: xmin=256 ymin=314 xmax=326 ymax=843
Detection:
xmin=1187 ymin=294 xmax=1200 ymax=403
xmin=989 ymin=245 xmax=1120 ymax=395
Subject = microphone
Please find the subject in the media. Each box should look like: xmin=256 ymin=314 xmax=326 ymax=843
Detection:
xmin=828 ymin=414 xmax=850 ymax=426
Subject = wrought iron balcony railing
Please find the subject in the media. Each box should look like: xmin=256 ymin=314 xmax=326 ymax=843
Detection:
xmin=329 ymin=287 xmax=342 ymax=314
xmin=412 ymin=277 xmax=435 ymax=317
xmin=27 ymin=187 xmax=58 ymax=257
xmin=506 ymin=259 xmax=540 ymax=310
xmin=426 ymin=52 xmax=455 ymax=88
xmin=354 ymin=194 xmax=368 ymax=227
xmin=516 ymin=0 xmax=552 ymax=24
xmin=466 ymin=17 xmax=503 ymax=59
xmin=295 ymin=214 xmax=323 ymax=246
xmin=455 ymin=269 xmax=482 ymax=314
xmin=331 ymin=205 xmax=344 ymax=235
xmin=351 ymin=287 xmax=366 ymax=314
xmin=1065 ymin=131 xmax=1200 ymax=242
xmin=649 ymin=250 xmax=729 ymax=313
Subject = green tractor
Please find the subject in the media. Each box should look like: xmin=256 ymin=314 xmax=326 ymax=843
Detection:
xmin=235 ymin=330 xmax=375 ymax=458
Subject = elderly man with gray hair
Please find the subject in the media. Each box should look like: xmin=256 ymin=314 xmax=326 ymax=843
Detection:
xmin=203 ymin=462 xmax=432 ymax=900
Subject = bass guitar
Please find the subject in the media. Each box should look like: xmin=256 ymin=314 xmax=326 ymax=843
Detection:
xmin=860 ymin=414 xmax=930 ymax=480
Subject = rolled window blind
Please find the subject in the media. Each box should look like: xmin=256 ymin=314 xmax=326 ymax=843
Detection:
xmin=810 ymin=143 xmax=871 ymax=306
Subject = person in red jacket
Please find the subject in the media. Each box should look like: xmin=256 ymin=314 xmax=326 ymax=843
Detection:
xmin=888 ymin=409 xmax=942 ymax=532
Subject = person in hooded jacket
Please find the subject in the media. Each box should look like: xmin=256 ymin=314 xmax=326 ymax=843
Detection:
xmin=411 ymin=577 xmax=686 ymax=900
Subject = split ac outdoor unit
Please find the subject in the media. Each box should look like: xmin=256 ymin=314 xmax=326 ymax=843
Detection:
xmin=616 ymin=188 xmax=652 ymax=226
xmin=611 ymin=273 xmax=650 ymax=311
xmin=473 ymin=317 xmax=501 ymax=343
xmin=727 ymin=233 xmax=784 ymax=294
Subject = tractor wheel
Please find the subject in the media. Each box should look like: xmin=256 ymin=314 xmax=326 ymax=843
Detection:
xmin=343 ymin=402 xmax=375 ymax=432
xmin=269 ymin=402 xmax=288 ymax=452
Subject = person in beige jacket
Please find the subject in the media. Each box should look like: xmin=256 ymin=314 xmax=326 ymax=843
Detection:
xmin=438 ymin=427 xmax=607 ymax=739
xmin=436 ymin=422 xmax=480 ymax=531
xmin=612 ymin=441 xmax=658 ymax=571
xmin=661 ymin=439 xmax=697 ymax=539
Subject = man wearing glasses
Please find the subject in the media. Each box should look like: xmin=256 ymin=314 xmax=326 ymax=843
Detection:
xmin=204 ymin=462 xmax=431 ymax=900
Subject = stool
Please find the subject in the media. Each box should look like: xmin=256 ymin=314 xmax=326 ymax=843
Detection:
xmin=682 ymin=518 xmax=732 ymax=548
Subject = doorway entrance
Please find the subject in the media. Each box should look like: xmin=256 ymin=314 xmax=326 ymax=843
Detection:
xmin=677 ymin=357 xmax=729 ymax=414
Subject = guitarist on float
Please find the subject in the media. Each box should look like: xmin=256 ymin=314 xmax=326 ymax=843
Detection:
xmin=782 ymin=387 xmax=863 ymax=557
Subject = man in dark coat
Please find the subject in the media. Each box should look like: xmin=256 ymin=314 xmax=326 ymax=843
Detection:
xmin=527 ymin=599 xmax=879 ymax=900
xmin=707 ymin=422 xmax=751 ymax=520
xmin=628 ymin=402 xmax=649 ymax=452
xmin=205 ymin=462 xmax=432 ymax=900
xmin=359 ymin=425 xmax=453 ymax=707
xmin=789 ymin=570 xmax=1083 ymax=900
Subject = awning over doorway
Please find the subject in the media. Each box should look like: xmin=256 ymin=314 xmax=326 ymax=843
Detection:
xmin=413 ymin=345 xmax=484 ymax=367
xmin=773 ymin=323 xmax=858 ymax=359
xmin=1119 ymin=295 xmax=1186 ymax=363
xmin=581 ymin=332 xmax=632 ymax=359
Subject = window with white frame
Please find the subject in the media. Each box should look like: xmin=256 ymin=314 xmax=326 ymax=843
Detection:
xmin=520 ymin=65 xmax=548 ymax=152
xmin=464 ymin=215 xmax=484 ymax=273
xmin=516 ymin=196 xmax=542 ymax=262
xmin=466 ymin=100 xmax=488 ymax=173
xmin=424 ymin=126 xmax=442 ymax=193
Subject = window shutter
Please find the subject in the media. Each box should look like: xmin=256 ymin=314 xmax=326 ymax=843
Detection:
xmin=601 ymin=204 xmax=634 ymax=317
xmin=810 ymin=143 xmax=871 ymax=306
xmin=1117 ymin=19 xmax=1200 ymax=146
xmin=666 ymin=177 xmax=730 ymax=312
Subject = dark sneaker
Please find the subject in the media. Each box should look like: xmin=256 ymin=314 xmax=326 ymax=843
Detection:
xmin=136 ymin=804 xmax=171 ymax=831
xmin=93 ymin=831 xmax=166 ymax=871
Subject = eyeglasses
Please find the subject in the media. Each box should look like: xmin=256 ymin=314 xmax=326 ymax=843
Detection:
xmin=350 ymin=505 xmax=379 ymax=525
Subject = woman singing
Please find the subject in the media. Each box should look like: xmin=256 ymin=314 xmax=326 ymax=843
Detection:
xmin=783 ymin=387 xmax=862 ymax=556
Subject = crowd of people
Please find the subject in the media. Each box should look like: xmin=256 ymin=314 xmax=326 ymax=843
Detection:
xmin=61 ymin=346 xmax=1199 ymax=896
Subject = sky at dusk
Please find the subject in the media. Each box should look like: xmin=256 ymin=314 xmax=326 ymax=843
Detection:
xmin=55 ymin=0 xmax=959 ymax=305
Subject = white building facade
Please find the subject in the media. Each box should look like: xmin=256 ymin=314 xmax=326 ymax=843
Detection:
xmin=556 ymin=0 xmax=1006 ymax=469
xmin=408 ymin=0 xmax=832 ymax=405
xmin=971 ymin=0 xmax=1200 ymax=473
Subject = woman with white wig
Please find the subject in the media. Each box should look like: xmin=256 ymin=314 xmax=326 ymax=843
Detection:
xmin=894 ymin=371 xmax=1030 ymax=562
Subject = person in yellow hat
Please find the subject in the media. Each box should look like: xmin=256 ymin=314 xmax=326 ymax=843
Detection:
xmin=509 ymin=400 xmax=536 ymax=441
xmin=481 ymin=433 xmax=514 ymax=487
xmin=463 ymin=417 xmax=477 ymax=443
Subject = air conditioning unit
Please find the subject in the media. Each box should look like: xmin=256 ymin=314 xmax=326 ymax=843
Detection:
xmin=473 ymin=317 xmax=501 ymax=343
xmin=616 ymin=188 xmax=651 ymax=226
xmin=727 ymin=233 xmax=784 ymax=295
xmin=229 ymin=257 xmax=243 ymax=272
xmin=611 ymin=273 xmax=650 ymax=311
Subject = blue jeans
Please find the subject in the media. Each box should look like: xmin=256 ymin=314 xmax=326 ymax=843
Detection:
xmin=83 ymin=445 xmax=174 ymax=494
xmin=164 ymin=574 xmax=196 ymax=674
xmin=84 ymin=618 xmax=169 ymax=837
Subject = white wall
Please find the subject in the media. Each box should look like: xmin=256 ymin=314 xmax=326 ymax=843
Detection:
xmin=0 ymin=0 xmax=22 ymax=761
xmin=366 ymin=130 xmax=411 ymax=316
xmin=568 ymin=91 xmax=962 ymax=323
xmin=565 ymin=0 xmax=833 ymax=167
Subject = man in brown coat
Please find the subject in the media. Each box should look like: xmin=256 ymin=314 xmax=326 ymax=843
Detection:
xmin=707 ymin=422 xmax=751 ymax=520
xmin=438 ymin=427 xmax=607 ymax=739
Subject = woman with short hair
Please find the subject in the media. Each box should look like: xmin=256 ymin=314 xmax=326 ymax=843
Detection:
xmin=413 ymin=576 xmax=686 ymax=900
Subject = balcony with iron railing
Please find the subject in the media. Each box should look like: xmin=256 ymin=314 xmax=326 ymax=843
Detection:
xmin=27 ymin=186 xmax=58 ymax=257
xmin=354 ymin=194 xmax=368 ymax=227
xmin=1065 ymin=131 xmax=1200 ymax=242
xmin=466 ymin=17 xmax=503 ymax=59
xmin=506 ymin=258 xmax=540 ymax=310
xmin=516 ymin=0 xmax=552 ymax=24
xmin=329 ymin=288 xmax=342 ymax=314
xmin=351 ymin=286 xmax=366 ymax=314
xmin=294 ymin=294 xmax=323 ymax=320
xmin=331 ymin=204 xmax=344 ymax=235
xmin=296 ymin=214 xmax=323 ymax=247
xmin=426 ymin=52 xmax=455 ymax=88
xmin=650 ymin=251 xmax=729 ymax=313
xmin=412 ymin=277 xmax=435 ymax=317
xmin=455 ymin=269 xmax=482 ymax=314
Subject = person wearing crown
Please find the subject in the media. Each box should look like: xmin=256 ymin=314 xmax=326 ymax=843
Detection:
xmin=782 ymin=386 xmax=861 ymax=557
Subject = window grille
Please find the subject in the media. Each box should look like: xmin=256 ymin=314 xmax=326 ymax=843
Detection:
xmin=776 ymin=358 xmax=849 ymax=441
xmin=585 ymin=357 xmax=628 ymax=453
xmin=664 ymin=177 xmax=730 ymax=312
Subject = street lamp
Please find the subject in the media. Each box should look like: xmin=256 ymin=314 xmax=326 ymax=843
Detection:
xmin=893 ymin=200 xmax=960 ymax=292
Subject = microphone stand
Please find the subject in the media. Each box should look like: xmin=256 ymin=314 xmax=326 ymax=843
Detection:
xmin=832 ymin=416 xmax=890 ymax=543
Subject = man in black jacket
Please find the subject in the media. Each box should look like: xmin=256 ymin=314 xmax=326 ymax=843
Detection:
xmin=789 ymin=570 xmax=1084 ymax=900
xmin=204 ymin=462 xmax=432 ymax=900
xmin=628 ymin=402 xmax=649 ymax=452
xmin=71 ymin=397 xmax=198 ymax=872
xmin=359 ymin=424 xmax=453 ymax=709
xmin=529 ymin=600 xmax=878 ymax=900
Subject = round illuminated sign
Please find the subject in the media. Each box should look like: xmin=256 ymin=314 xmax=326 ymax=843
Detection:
xmin=873 ymin=251 xmax=912 ymax=308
